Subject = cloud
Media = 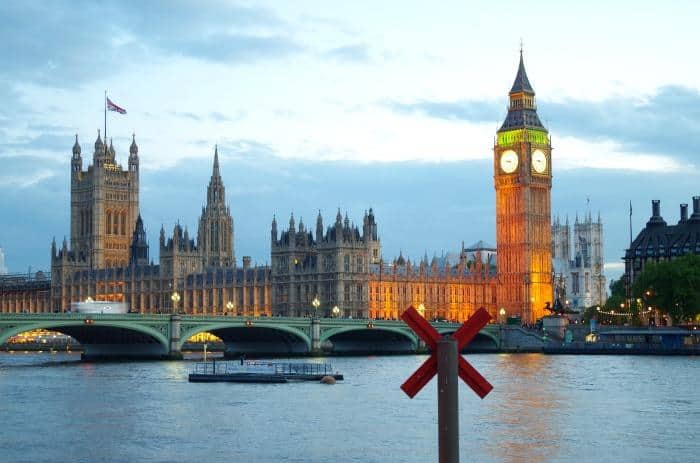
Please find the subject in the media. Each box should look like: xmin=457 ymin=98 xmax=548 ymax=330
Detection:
xmin=387 ymin=100 xmax=500 ymax=123
xmin=0 ymin=1 xmax=301 ymax=88
xmin=544 ymin=86 xmax=700 ymax=164
xmin=324 ymin=44 xmax=370 ymax=63
xmin=0 ymin=169 xmax=55 ymax=188
xmin=384 ymin=85 xmax=700 ymax=166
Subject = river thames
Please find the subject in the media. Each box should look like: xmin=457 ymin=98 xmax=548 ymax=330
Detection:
xmin=0 ymin=352 xmax=697 ymax=463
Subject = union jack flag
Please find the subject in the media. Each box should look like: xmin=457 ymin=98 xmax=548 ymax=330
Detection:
xmin=106 ymin=97 xmax=126 ymax=114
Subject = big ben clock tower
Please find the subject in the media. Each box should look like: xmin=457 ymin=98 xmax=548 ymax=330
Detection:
xmin=494 ymin=51 xmax=552 ymax=323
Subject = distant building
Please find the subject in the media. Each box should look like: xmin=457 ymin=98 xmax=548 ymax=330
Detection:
xmin=552 ymin=211 xmax=607 ymax=310
xmin=0 ymin=246 xmax=7 ymax=274
xmin=624 ymin=197 xmax=700 ymax=285
xmin=2 ymin=50 xmax=556 ymax=323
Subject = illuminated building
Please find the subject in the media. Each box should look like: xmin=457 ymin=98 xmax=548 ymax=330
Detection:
xmin=494 ymin=50 xmax=553 ymax=323
xmin=367 ymin=245 xmax=497 ymax=321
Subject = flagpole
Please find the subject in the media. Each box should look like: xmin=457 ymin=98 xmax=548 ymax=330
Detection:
xmin=104 ymin=90 xmax=107 ymax=144
xmin=629 ymin=201 xmax=633 ymax=284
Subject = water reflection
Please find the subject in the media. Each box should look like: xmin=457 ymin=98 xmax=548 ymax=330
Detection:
xmin=482 ymin=354 xmax=566 ymax=463
xmin=1 ymin=353 xmax=698 ymax=463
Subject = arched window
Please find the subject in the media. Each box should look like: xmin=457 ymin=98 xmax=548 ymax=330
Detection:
xmin=106 ymin=211 xmax=112 ymax=235
xmin=121 ymin=211 xmax=126 ymax=235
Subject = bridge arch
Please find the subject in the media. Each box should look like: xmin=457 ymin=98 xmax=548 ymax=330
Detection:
xmin=436 ymin=327 xmax=500 ymax=350
xmin=0 ymin=320 xmax=170 ymax=359
xmin=178 ymin=322 xmax=312 ymax=355
xmin=321 ymin=326 xmax=418 ymax=354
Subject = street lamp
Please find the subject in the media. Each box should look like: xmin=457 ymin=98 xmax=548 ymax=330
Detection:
xmin=226 ymin=301 xmax=234 ymax=316
xmin=417 ymin=303 xmax=426 ymax=318
xmin=170 ymin=291 xmax=181 ymax=314
xmin=332 ymin=305 xmax=340 ymax=318
xmin=312 ymin=296 xmax=320 ymax=318
xmin=499 ymin=307 xmax=506 ymax=325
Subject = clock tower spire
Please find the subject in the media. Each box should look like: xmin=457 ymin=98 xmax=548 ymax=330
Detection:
xmin=494 ymin=51 xmax=553 ymax=323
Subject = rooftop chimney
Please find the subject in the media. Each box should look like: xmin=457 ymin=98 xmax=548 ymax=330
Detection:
xmin=647 ymin=199 xmax=666 ymax=226
xmin=692 ymin=196 xmax=700 ymax=219
xmin=680 ymin=203 xmax=688 ymax=222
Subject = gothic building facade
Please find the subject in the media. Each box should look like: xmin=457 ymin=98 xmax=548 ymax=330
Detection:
xmin=270 ymin=209 xmax=380 ymax=317
xmin=552 ymin=212 xmax=607 ymax=310
xmin=45 ymin=136 xmax=271 ymax=315
xmin=3 ymin=51 xmax=559 ymax=323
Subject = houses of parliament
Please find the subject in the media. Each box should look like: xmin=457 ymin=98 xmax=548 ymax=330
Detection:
xmin=1 ymin=53 xmax=562 ymax=323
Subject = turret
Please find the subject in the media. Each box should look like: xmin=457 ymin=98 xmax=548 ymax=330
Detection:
xmin=129 ymin=214 xmax=149 ymax=266
xmin=71 ymin=134 xmax=82 ymax=174
xmin=159 ymin=225 xmax=166 ymax=247
xmin=108 ymin=138 xmax=116 ymax=161
xmin=271 ymin=215 xmax=278 ymax=244
xmin=316 ymin=210 xmax=323 ymax=242
xmin=289 ymin=213 xmax=296 ymax=233
xmin=129 ymin=133 xmax=139 ymax=172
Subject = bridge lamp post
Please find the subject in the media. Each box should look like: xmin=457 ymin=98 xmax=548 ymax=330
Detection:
xmin=332 ymin=305 xmax=340 ymax=318
xmin=312 ymin=296 xmax=320 ymax=319
xmin=171 ymin=291 xmax=181 ymax=314
xmin=499 ymin=307 xmax=506 ymax=325
xmin=226 ymin=301 xmax=234 ymax=316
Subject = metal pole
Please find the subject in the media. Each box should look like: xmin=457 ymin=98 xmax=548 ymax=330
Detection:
xmin=437 ymin=337 xmax=459 ymax=463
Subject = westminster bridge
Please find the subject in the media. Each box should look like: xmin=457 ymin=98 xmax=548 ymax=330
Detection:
xmin=0 ymin=313 xmax=510 ymax=360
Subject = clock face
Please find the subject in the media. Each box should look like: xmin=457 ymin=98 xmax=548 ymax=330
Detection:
xmin=532 ymin=149 xmax=547 ymax=173
xmin=500 ymin=150 xmax=518 ymax=174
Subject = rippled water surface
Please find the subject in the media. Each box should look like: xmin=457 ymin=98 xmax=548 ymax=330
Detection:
xmin=1 ymin=353 xmax=698 ymax=462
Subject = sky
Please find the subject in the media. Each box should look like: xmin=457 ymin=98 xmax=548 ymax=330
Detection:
xmin=1 ymin=0 xmax=699 ymax=284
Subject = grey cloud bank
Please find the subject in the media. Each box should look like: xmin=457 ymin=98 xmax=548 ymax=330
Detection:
xmin=386 ymin=85 xmax=700 ymax=165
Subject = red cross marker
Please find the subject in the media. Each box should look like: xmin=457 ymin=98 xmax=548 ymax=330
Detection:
xmin=400 ymin=306 xmax=494 ymax=462
xmin=400 ymin=305 xmax=493 ymax=398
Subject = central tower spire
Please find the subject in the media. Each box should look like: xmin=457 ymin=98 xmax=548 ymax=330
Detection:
xmin=198 ymin=145 xmax=235 ymax=268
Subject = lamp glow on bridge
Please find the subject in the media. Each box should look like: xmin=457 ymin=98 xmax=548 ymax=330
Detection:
xmin=226 ymin=301 xmax=234 ymax=315
xmin=312 ymin=296 xmax=320 ymax=316
xmin=332 ymin=305 xmax=340 ymax=317
xmin=171 ymin=291 xmax=181 ymax=313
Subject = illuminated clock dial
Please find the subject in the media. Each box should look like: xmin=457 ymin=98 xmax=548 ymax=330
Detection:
xmin=532 ymin=149 xmax=547 ymax=174
xmin=500 ymin=150 xmax=518 ymax=174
